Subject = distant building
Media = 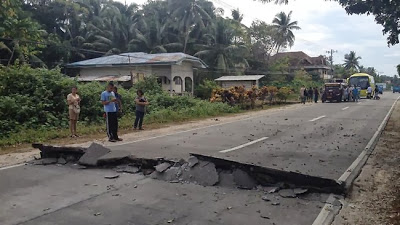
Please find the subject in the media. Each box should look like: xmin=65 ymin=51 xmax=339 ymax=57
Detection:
xmin=269 ymin=51 xmax=332 ymax=80
xmin=66 ymin=52 xmax=208 ymax=94
xmin=215 ymin=75 xmax=265 ymax=89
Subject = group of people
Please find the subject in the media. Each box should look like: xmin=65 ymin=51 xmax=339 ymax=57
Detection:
xmin=300 ymin=86 xmax=320 ymax=104
xmin=344 ymin=85 xmax=360 ymax=102
xmin=67 ymin=82 xmax=149 ymax=142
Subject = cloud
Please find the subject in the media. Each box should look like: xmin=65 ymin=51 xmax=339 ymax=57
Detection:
xmin=384 ymin=53 xmax=400 ymax=57
xmin=120 ymin=0 xmax=400 ymax=75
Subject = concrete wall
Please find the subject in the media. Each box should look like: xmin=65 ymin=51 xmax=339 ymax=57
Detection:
xmin=220 ymin=81 xmax=256 ymax=90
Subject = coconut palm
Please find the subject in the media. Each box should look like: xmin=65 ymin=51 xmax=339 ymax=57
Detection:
xmin=271 ymin=11 xmax=300 ymax=53
xmin=343 ymin=51 xmax=362 ymax=71
xmin=168 ymin=0 xmax=213 ymax=53
xmin=195 ymin=17 xmax=248 ymax=73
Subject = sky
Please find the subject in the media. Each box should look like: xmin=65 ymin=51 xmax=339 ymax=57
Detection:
xmin=119 ymin=0 xmax=400 ymax=76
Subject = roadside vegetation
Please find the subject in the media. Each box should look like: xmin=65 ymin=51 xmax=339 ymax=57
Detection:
xmin=0 ymin=65 xmax=242 ymax=148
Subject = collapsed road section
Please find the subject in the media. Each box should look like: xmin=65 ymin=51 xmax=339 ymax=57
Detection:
xmin=32 ymin=142 xmax=345 ymax=195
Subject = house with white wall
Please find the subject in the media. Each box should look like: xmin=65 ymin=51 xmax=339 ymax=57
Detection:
xmin=66 ymin=52 xmax=208 ymax=94
xmin=215 ymin=75 xmax=265 ymax=90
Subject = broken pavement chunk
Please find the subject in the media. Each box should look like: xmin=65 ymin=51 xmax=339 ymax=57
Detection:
xmin=97 ymin=150 xmax=132 ymax=165
xmin=115 ymin=165 xmax=140 ymax=174
xmin=155 ymin=162 xmax=172 ymax=173
xmin=294 ymin=188 xmax=308 ymax=195
xmin=265 ymin=186 xmax=280 ymax=194
xmin=57 ymin=157 xmax=67 ymax=165
xmin=104 ymin=174 xmax=120 ymax=179
xmin=79 ymin=143 xmax=110 ymax=166
xmin=261 ymin=195 xmax=272 ymax=202
xmin=278 ymin=189 xmax=297 ymax=198
xmin=187 ymin=156 xmax=199 ymax=168
xmin=232 ymin=169 xmax=257 ymax=190
xmin=181 ymin=161 xmax=219 ymax=186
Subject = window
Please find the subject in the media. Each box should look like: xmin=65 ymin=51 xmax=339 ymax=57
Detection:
xmin=174 ymin=77 xmax=182 ymax=85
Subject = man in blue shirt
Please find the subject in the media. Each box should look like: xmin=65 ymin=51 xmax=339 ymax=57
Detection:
xmin=101 ymin=83 xmax=122 ymax=142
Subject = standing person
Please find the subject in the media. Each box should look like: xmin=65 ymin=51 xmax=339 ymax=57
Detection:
xmin=308 ymin=87 xmax=313 ymax=103
xmin=343 ymin=86 xmax=349 ymax=101
xmin=113 ymin=86 xmax=123 ymax=117
xmin=374 ymin=85 xmax=380 ymax=99
xmin=101 ymin=83 xmax=122 ymax=142
xmin=67 ymin=86 xmax=81 ymax=138
xmin=348 ymin=85 xmax=354 ymax=101
xmin=134 ymin=90 xmax=149 ymax=130
xmin=300 ymin=86 xmax=306 ymax=104
xmin=313 ymin=87 xmax=319 ymax=103
xmin=352 ymin=85 xmax=359 ymax=102
xmin=367 ymin=85 xmax=373 ymax=99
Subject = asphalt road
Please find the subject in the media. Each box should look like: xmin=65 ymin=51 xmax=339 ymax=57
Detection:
xmin=110 ymin=92 xmax=399 ymax=179
xmin=0 ymin=92 xmax=398 ymax=225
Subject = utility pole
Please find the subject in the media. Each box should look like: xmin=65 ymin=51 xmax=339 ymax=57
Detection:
xmin=326 ymin=49 xmax=337 ymax=77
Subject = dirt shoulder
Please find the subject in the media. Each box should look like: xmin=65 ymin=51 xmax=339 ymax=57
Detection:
xmin=0 ymin=103 xmax=301 ymax=168
xmin=333 ymin=101 xmax=400 ymax=225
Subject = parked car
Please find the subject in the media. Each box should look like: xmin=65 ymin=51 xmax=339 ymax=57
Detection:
xmin=322 ymin=83 xmax=347 ymax=103
xmin=393 ymin=86 xmax=400 ymax=93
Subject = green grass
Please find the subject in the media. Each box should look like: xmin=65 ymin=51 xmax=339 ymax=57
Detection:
xmin=0 ymin=100 xmax=297 ymax=153
xmin=0 ymin=102 xmax=240 ymax=149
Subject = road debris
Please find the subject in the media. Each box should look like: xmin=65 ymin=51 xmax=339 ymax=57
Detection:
xmin=155 ymin=162 xmax=172 ymax=173
xmin=278 ymin=189 xmax=297 ymax=198
xmin=57 ymin=157 xmax=67 ymax=165
xmin=115 ymin=165 xmax=140 ymax=174
xmin=104 ymin=174 xmax=120 ymax=179
xmin=187 ymin=156 xmax=199 ymax=168
xmin=79 ymin=143 xmax=110 ymax=166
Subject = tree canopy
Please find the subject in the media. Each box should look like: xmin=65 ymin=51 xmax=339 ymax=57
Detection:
xmin=0 ymin=0 xmax=302 ymax=76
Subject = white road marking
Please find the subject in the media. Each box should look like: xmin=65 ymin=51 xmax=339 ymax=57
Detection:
xmin=0 ymin=163 xmax=25 ymax=171
xmin=219 ymin=137 xmax=269 ymax=153
xmin=342 ymin=107 xmax=350 ymax=110
xmin=309 ymin=115 xmax=326 ymax=122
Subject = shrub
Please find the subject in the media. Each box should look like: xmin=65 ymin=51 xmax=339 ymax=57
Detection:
xmin=195 ymin=80 xmax=219 ymax=99
xmin=0 ymin=66 xmax=241 ymax=146
xmin=276 ymin=87 xmax=292 ymax=102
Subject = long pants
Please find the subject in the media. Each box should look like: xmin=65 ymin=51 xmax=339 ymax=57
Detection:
xmin=134 ymin=110 xmax=145 ymax=128
xmin=314 ymin=95 xmax=319 ymax=103
xmin=301 ymin=96 xmax=306 ymax=104
xmin=106 ymin=112 xmax=119 ymax=140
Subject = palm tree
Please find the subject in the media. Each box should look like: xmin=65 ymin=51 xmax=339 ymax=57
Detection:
xmin=168 ymin=0 xmax=213 ymax=53
xmin=195 ymin=17 xmax=248 ymax=73
xmin=271 ymin=11 xmax=300 ymax=53
xmin=343 ymin=51 xmax=362 ymax=71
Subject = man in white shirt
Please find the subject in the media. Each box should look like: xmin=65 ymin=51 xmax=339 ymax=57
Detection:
xmin=367 ymin=86 xmax=373 ymax=99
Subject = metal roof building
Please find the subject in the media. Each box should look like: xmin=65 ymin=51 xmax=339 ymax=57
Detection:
xmin=215 ymin=75 xmax=265 ymax=89
xmin=67 ymin=52 xmax=207 ymax=68
xmin=66 ymin=52 xmax=208 ymax=94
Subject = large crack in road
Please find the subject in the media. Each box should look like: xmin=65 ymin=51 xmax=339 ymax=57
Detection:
xmin=33 ymin=143 xmax=345 ymax=195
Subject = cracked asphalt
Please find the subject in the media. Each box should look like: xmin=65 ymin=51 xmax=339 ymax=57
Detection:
xmin=0 ymin=93 xmax=398 ymax=225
